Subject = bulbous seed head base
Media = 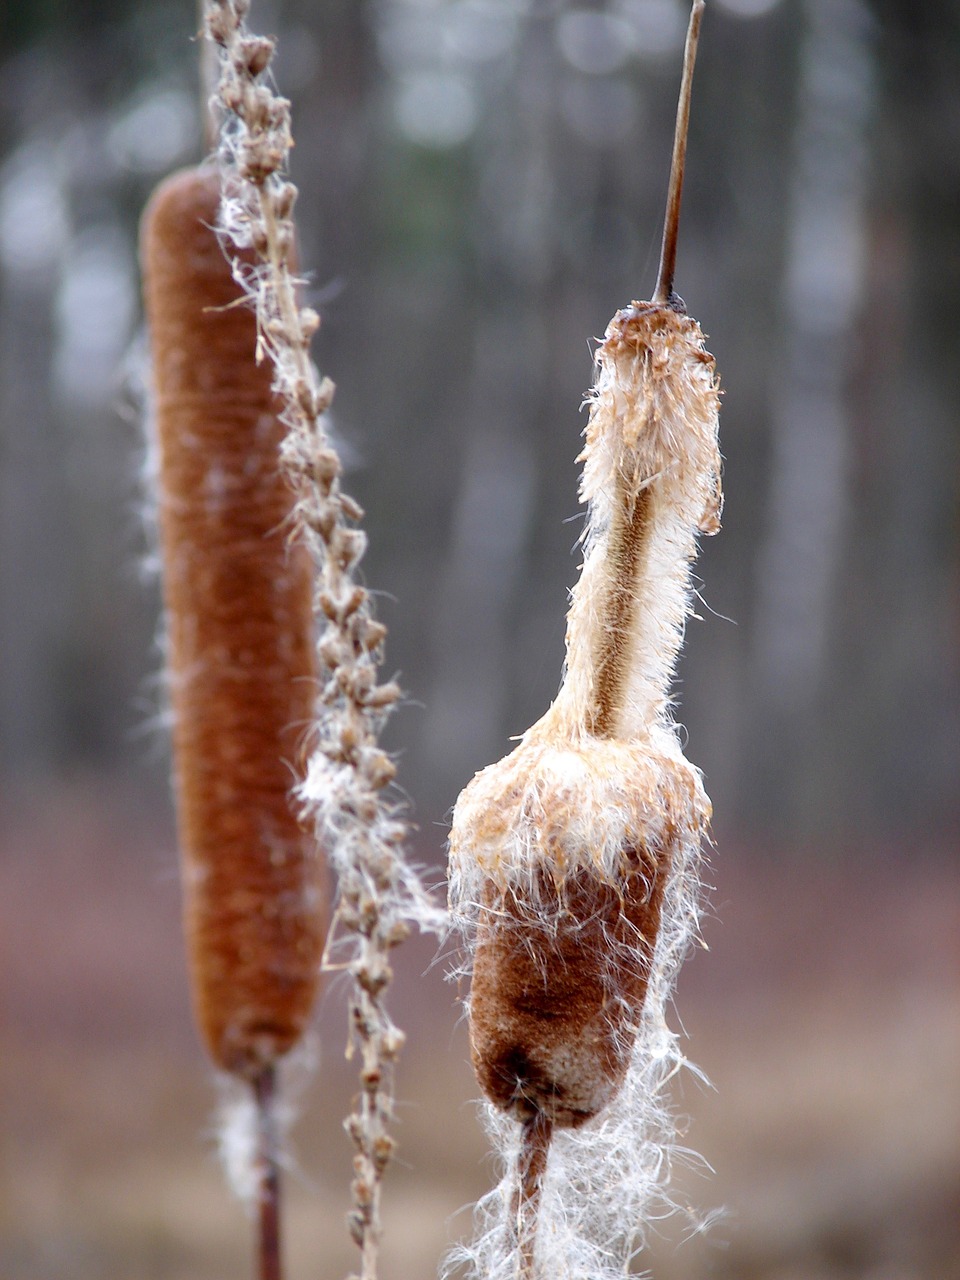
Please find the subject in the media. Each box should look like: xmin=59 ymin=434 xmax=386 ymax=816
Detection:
xmin=451 ymin=732 xmax=709 ymax=1129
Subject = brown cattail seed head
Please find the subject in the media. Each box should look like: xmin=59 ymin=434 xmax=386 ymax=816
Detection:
xmin=452 ymin=736 xmax=708 ymax=1128
xmin=141 ymin=166 xmax=326 ymax=1078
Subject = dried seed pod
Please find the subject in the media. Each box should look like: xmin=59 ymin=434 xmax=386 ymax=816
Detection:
xmin=451 ymin=0 xmax=717 ymax=1143
xmin=141 ymin=165 xmax=326 ymax=1078
xmin=452 ymin=229 xmax=720 ymax=1143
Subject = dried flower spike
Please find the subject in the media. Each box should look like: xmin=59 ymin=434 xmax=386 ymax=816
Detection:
xmin=200 ymin=5 xmax=442 ymax=1278
xmin=448 ymin=3 xmax=719 ymax=1276
xmin=141 ymin=165 xmax=325 ymax=1082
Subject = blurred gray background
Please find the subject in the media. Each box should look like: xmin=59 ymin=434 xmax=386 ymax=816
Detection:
xmin=1 ymin=2 xmax=957 ymax=1278
xmin=1 ymin=0 xmax=957 ymax=844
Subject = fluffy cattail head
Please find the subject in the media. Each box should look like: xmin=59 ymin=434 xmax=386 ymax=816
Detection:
xmin=586 ymin=302 xmax=721 ymax=537
xmin=555 ymin=303 xmax=722 ymax=743
xmin=142 ymin=165 xmax=326 ymax=1078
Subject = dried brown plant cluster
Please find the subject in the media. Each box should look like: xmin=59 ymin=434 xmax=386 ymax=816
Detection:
xmin=200 ymin=5 xmax=444 ymax=1279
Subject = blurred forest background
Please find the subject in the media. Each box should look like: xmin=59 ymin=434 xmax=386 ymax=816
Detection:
xmin=1 ymin=1 xmax=957 ymax=1279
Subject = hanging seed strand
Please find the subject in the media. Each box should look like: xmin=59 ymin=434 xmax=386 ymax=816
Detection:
xmin=447 ymin=4 xmax=720 ymax=1277
xmin=201 ymin=6 xmax=438 ymax=1277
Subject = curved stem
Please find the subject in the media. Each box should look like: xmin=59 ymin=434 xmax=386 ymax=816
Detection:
xmin=653 ymin=0 xmax=705 ymax=305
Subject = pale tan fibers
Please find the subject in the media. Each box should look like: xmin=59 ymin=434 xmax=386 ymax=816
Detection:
xmin=447 ymin=299 xmax=721 ymax=1280
xmin=192 ymin=5 xmax=441 ymax=1276
xmin=451 ymin=302 xmax=720 ymax=898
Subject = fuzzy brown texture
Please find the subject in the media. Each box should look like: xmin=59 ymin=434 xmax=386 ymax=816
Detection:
xmin=141 ymin=166 xmax=325 ymax=1077
xmin=588 ymin=484 xmax=654 ymax=738
xmin=469 ymin=842 xmax=671 ymax=1128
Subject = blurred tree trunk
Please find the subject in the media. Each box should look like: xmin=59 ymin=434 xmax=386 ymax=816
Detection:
xmin=749 ymin=0 xmax=877 ymax=837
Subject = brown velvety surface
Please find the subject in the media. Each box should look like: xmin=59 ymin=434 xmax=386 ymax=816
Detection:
xmin=469 ymin=844 xmax=670 ymax=1127
xmin=141 ymin=167 xmax=325 ymax=1076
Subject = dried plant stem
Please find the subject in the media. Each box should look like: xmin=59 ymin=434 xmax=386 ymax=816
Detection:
xmin=513 ymin=1114 xmax=552 ymax=1280
xmin=447 ymin=4 xmax=719 ymax=1277
xmin=253 ymin=1064 xmax=282 ymax=1280
xmin=201 ymin=5 xmax=439 ymax=1276
xmin=654 ymin=0 xmax=704 ymax=306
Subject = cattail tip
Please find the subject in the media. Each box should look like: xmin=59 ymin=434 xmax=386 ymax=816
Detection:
xmin=652 ymin=0 xmax=705 ymax=305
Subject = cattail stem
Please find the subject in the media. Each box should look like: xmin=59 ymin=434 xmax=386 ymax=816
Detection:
xmin=253 ymin=1064 xmax=282 ymax=1280
xmin=653 ymin=0 xmax=705 ymax=305
xmin=513 ymin=1113 xmax=553 ymax=1280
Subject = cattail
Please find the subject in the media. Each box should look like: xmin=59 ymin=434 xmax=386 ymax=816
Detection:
xmin=448 ymin=4 xmax=718 ymax=1276
xmin=140 ymin=162 xmax=325 ymax=1097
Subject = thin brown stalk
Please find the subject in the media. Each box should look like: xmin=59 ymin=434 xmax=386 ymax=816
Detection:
xmin=253 ymin=1064 xmax=282 ymax=1280
xmin=653 ymin=0 xmax=705 ymax=305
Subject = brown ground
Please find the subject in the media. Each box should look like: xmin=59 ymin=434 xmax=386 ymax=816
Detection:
xmin=2 ymin=778 xmax=957 ymax=1279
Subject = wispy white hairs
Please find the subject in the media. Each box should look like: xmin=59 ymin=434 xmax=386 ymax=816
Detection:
xmin=200 ymin=4 xmax=442 ymax=1276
